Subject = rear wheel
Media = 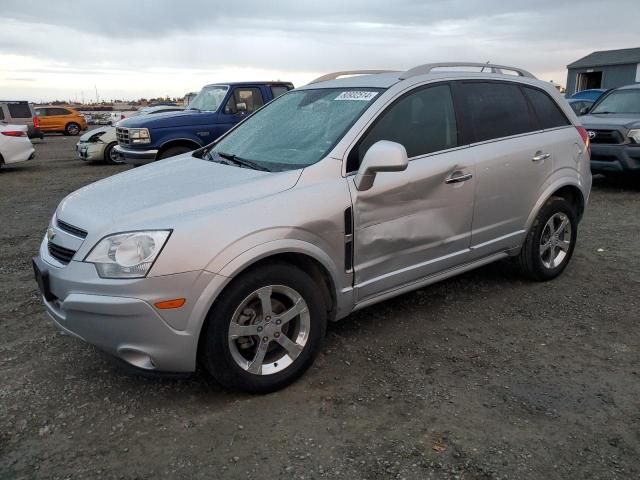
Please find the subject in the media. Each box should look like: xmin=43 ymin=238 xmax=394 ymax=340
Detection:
xmin=158 ymin=145 xmax=192 ymax=160
xmin=65 ymin=123 xmax=80 ymax=136
xmin=103 ymin=142 xmax=124 ymax=165
xmin=199 ymin=263 xmax=327 ymax=393
xmin=518 ymin=196 xmax=578 ymax=281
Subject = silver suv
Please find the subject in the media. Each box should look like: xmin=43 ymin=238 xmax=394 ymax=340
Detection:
xmin=34 ymin=63 xmax=592 ymax=393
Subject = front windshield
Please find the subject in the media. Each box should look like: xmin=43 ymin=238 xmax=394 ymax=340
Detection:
xmin=591 ymin=89 xmax=640 ymax=114
xmin=209 ymin=88 xmax=383 ymax=171
xmin=189 ymin=85 xmax=229 ymax=112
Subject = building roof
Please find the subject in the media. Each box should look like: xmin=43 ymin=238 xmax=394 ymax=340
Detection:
xmin=568 ymin=47 xmax=640 ymax=69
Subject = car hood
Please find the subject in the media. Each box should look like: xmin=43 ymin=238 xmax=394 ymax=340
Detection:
xmin=56 ymin=154 xmax=302 ymax=234
xmin=118 ymin=110 xmax=218 ymax=128
xmin=580 ymin=114 xmax=640 ymax=130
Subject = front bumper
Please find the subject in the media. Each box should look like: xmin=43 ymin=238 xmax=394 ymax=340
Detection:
xmin=34 ymin=242 xmax=222 ymax=372
xmin=76 ymin=142 xmax=106 ymax=161
xmin=114 ymin=145 xmax=158 ymax=166
xmin=590 ymin=144 xmax=640 ymax=173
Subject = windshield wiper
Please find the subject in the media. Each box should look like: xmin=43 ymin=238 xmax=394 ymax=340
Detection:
xmin=217 ymin=151 xmax=271 ymax=172
xmin=592 ymin=111 xmax=614 ymax=115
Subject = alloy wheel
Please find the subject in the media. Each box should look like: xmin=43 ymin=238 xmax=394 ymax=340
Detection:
xmin=539 ymin=212 xmax=572 ymax=269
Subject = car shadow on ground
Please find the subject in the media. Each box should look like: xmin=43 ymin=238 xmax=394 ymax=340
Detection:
xmin=592 ymin=173 xmax=640 ymax=192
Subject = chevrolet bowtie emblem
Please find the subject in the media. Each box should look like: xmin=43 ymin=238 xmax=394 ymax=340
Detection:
xmin=47 ymin=227 xmax=56 ymax=241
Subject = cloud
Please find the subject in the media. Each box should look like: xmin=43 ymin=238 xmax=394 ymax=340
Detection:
xmin=0 ymin=0 xmax=637 ymax=100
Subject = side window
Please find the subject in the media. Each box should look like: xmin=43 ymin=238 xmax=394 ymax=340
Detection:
xmin=271 ymin=85 xmax=289 ymax=99
xmin=0 ymin=107 xmax=5 ymax=121
xmin=523 ymin=87 xmax=570 ymax=129
xmin=35 ymin=108 xmax=47 ymax=116
xmin=224 ymin=88 xmax=264 ymax=115
xmin=457 ymin=82 xmax=534 ymax=143
xmin=349 ymin=84 xmax=458 ymax=170
xmin=8 ymin=103 xmax=32 ymax=118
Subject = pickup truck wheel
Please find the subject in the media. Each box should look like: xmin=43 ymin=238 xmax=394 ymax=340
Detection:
xmin=518 ymin=196 xmax=578 ymax=281
xmin=158 ymin=146 xmax=192 ymax=160
xmin=199 ymin=263 xmax=327 ymax=393
xmin=103 ymin=142 xmax=124 ymax=165
xmin=65 ymin=123 xmax=80 ymax=136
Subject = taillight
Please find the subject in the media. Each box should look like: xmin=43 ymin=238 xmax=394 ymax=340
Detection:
xmin=33 ymin=116 xmax=39 ymax=128
xmin=1 ymin=131 xmax=26 ymax=137
xmin=576 ymin=126 xmax=590 ymax=155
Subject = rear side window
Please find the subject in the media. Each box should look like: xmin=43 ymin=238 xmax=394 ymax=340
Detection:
xmin=523 ymin=87 xmax=570 ymax=129
xmin=0 ymin=107 xmax=4 ymax=121
xmin=350 ymin=84 xmax=458 ymax=168
xmin=271 ymin=85 xmax=290 ymax=99
xmin=457 ymin=82 xmax=534 ymax=143
xmin=8 ymin=102 xmax=32 ymax=118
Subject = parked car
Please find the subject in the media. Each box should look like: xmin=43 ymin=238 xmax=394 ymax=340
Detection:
xmin=114 ymin=81 xmax=294 ymax=165
xmin=569 ymin=89 xmax=608 ymax=102
xmin=34 ymin=62 xmax=591 ymax=393
xmin=0 ymin=101 xmax=42 ymax=139
xmin=76 ymin=106 xmax=185 ymax=164
xmin=567 ymin=98 xmax=594 ymax=116
xmin=0 ymin=123 xmax=35 ymax=168
xmin=34 ymin=106 xmax=88 ymax=136
xmin=580 ymin=84 xmax=640 ymax=174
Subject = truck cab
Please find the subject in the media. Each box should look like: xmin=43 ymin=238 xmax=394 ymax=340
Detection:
xmin=114 ymin=82 xmax=293 ymax=166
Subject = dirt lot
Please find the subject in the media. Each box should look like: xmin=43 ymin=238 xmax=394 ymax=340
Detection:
xmin=1 ymin=133 xmax=639 ymax=480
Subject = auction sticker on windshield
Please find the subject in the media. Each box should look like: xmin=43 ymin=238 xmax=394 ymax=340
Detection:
xmin=335 ymin=91 xmax=379 ymax=101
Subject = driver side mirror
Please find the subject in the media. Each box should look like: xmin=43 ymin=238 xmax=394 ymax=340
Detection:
xmin=354 ymin=140 xmax=408 ymax=191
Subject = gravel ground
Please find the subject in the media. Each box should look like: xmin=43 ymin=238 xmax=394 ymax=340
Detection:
xmin=1 ymin=133 xmax=639 ymax=480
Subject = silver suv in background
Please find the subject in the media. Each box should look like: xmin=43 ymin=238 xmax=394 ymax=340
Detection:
xmin=33 ymin=63 xmax=591 ymax=393
xmin=0 ymin=100 xmax=42 ymax=139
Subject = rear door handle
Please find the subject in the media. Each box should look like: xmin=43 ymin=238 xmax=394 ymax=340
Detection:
xmin=532 ymin=151 xmax=551 ymax=162
xmin=445 ymin=172 xmax=473 ymax=184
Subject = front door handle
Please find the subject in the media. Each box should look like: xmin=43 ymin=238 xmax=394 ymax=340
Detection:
xmin=445 ymin=172 xmax=473 ymax=184
xmin=532 ymin=151 xmax=551 ymax=162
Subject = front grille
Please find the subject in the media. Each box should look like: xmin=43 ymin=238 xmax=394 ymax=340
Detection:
xmin=48 ymin=242 xmax=76 ymax=264
xmin=116 ymin=127 xmax=130 ymax=145
xmin=588 ymin=129 xmax=624 ymax=145
xmin=56 ymin=219 xmax=87 ymax=239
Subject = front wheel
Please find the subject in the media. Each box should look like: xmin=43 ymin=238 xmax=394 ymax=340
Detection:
xmin=518 ymin=196 xmax=578 ymax=281
xmin=103 ymin=142 xmax=124 ymax=164
xmin=199 ymin=263 xmax=327 ymax=393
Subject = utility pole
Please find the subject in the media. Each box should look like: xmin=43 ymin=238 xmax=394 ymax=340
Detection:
xmin=95 ymin=84 xmax=99 ymax=104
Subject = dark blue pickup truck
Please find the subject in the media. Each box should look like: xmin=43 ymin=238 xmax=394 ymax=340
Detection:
xmin=114 ymin=81 xmax=293 ymax=165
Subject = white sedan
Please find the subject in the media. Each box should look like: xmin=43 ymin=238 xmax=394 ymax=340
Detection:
xmin=0 ymin=123 xmax=35 ymax=169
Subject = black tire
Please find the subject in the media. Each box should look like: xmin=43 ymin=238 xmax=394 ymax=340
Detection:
xmin=65 ymin=122 xmax=80 ymax=136
xmin=518 ymin=196 xmax=578 ymax=281
xmin=103 ymin=142 xmax=124 ymax=165
xmin=199 ymin=263 xmax=327 ymax=393
xmin=158 ymin=146 xmax=192 ymax=160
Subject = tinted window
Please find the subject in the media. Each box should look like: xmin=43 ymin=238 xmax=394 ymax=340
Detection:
xmin=224 ymin=88 xmax=264 ymax=114
xmin=49 ymin=108 xmax=70 ymax=116
xmin=457 ymin=82 xmax=534 ymax=143
xmin=523 ymin=87 xmax=570 ymax=129
xmin=0 ymin=107 xmax=4 ymax=121
xmin=350 ymin=84 xmax=458 ymax=169
xmin=271 ymin=86 xmax=290 ymax=99
xmin=8 ymin=102 xmax=32 ymax=118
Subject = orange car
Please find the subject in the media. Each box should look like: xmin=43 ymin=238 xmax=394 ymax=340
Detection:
xmin=34 ymin=106 xmax=87 ymax=136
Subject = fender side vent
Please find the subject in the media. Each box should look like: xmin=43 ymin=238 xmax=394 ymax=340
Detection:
xmin=344 ymin=207 xmax=353 ymax=272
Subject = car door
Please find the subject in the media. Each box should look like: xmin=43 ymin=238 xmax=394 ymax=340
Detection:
xmin=347 ymin=83 xmax=476 ymax=301
xmin=35 ymin=108 xmax=54 ymax=132
xmin=452 ymin=81 xmax=553 ymax=258
xmin=218 ymin=87 xmax=265 ymax=137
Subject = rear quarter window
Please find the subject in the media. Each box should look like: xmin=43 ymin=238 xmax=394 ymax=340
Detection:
xmin=523 ymin=87 xmax=570 ymax=129
xmin=456 ymin=82 xmax=535 ymax=143
xmin=8 ymin=102 xmax=32 ymax=118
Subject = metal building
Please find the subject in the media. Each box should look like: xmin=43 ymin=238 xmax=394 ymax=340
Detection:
xmin=566 ymin=47 xmax=640 ymax=94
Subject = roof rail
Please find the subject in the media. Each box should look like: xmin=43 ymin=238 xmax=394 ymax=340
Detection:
xmin=399 ymin=62 xmax=536 ymax=80
xmin=309 ymin=70 xmax=396 ymax=84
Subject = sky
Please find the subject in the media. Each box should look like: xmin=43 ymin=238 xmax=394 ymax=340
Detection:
xmin=0 ymin=0 xmax=638 ymax=102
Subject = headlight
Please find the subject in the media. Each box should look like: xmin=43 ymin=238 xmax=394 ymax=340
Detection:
xmin=128 ymin=128 xmax=151 ymax=144
xmin=628 ymin=129 xmax=640 ymax=144
xmin=87 ymin=131 xmax=106 ymax=143
xmin=85 ymin=230 xmax=171 ymax=278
